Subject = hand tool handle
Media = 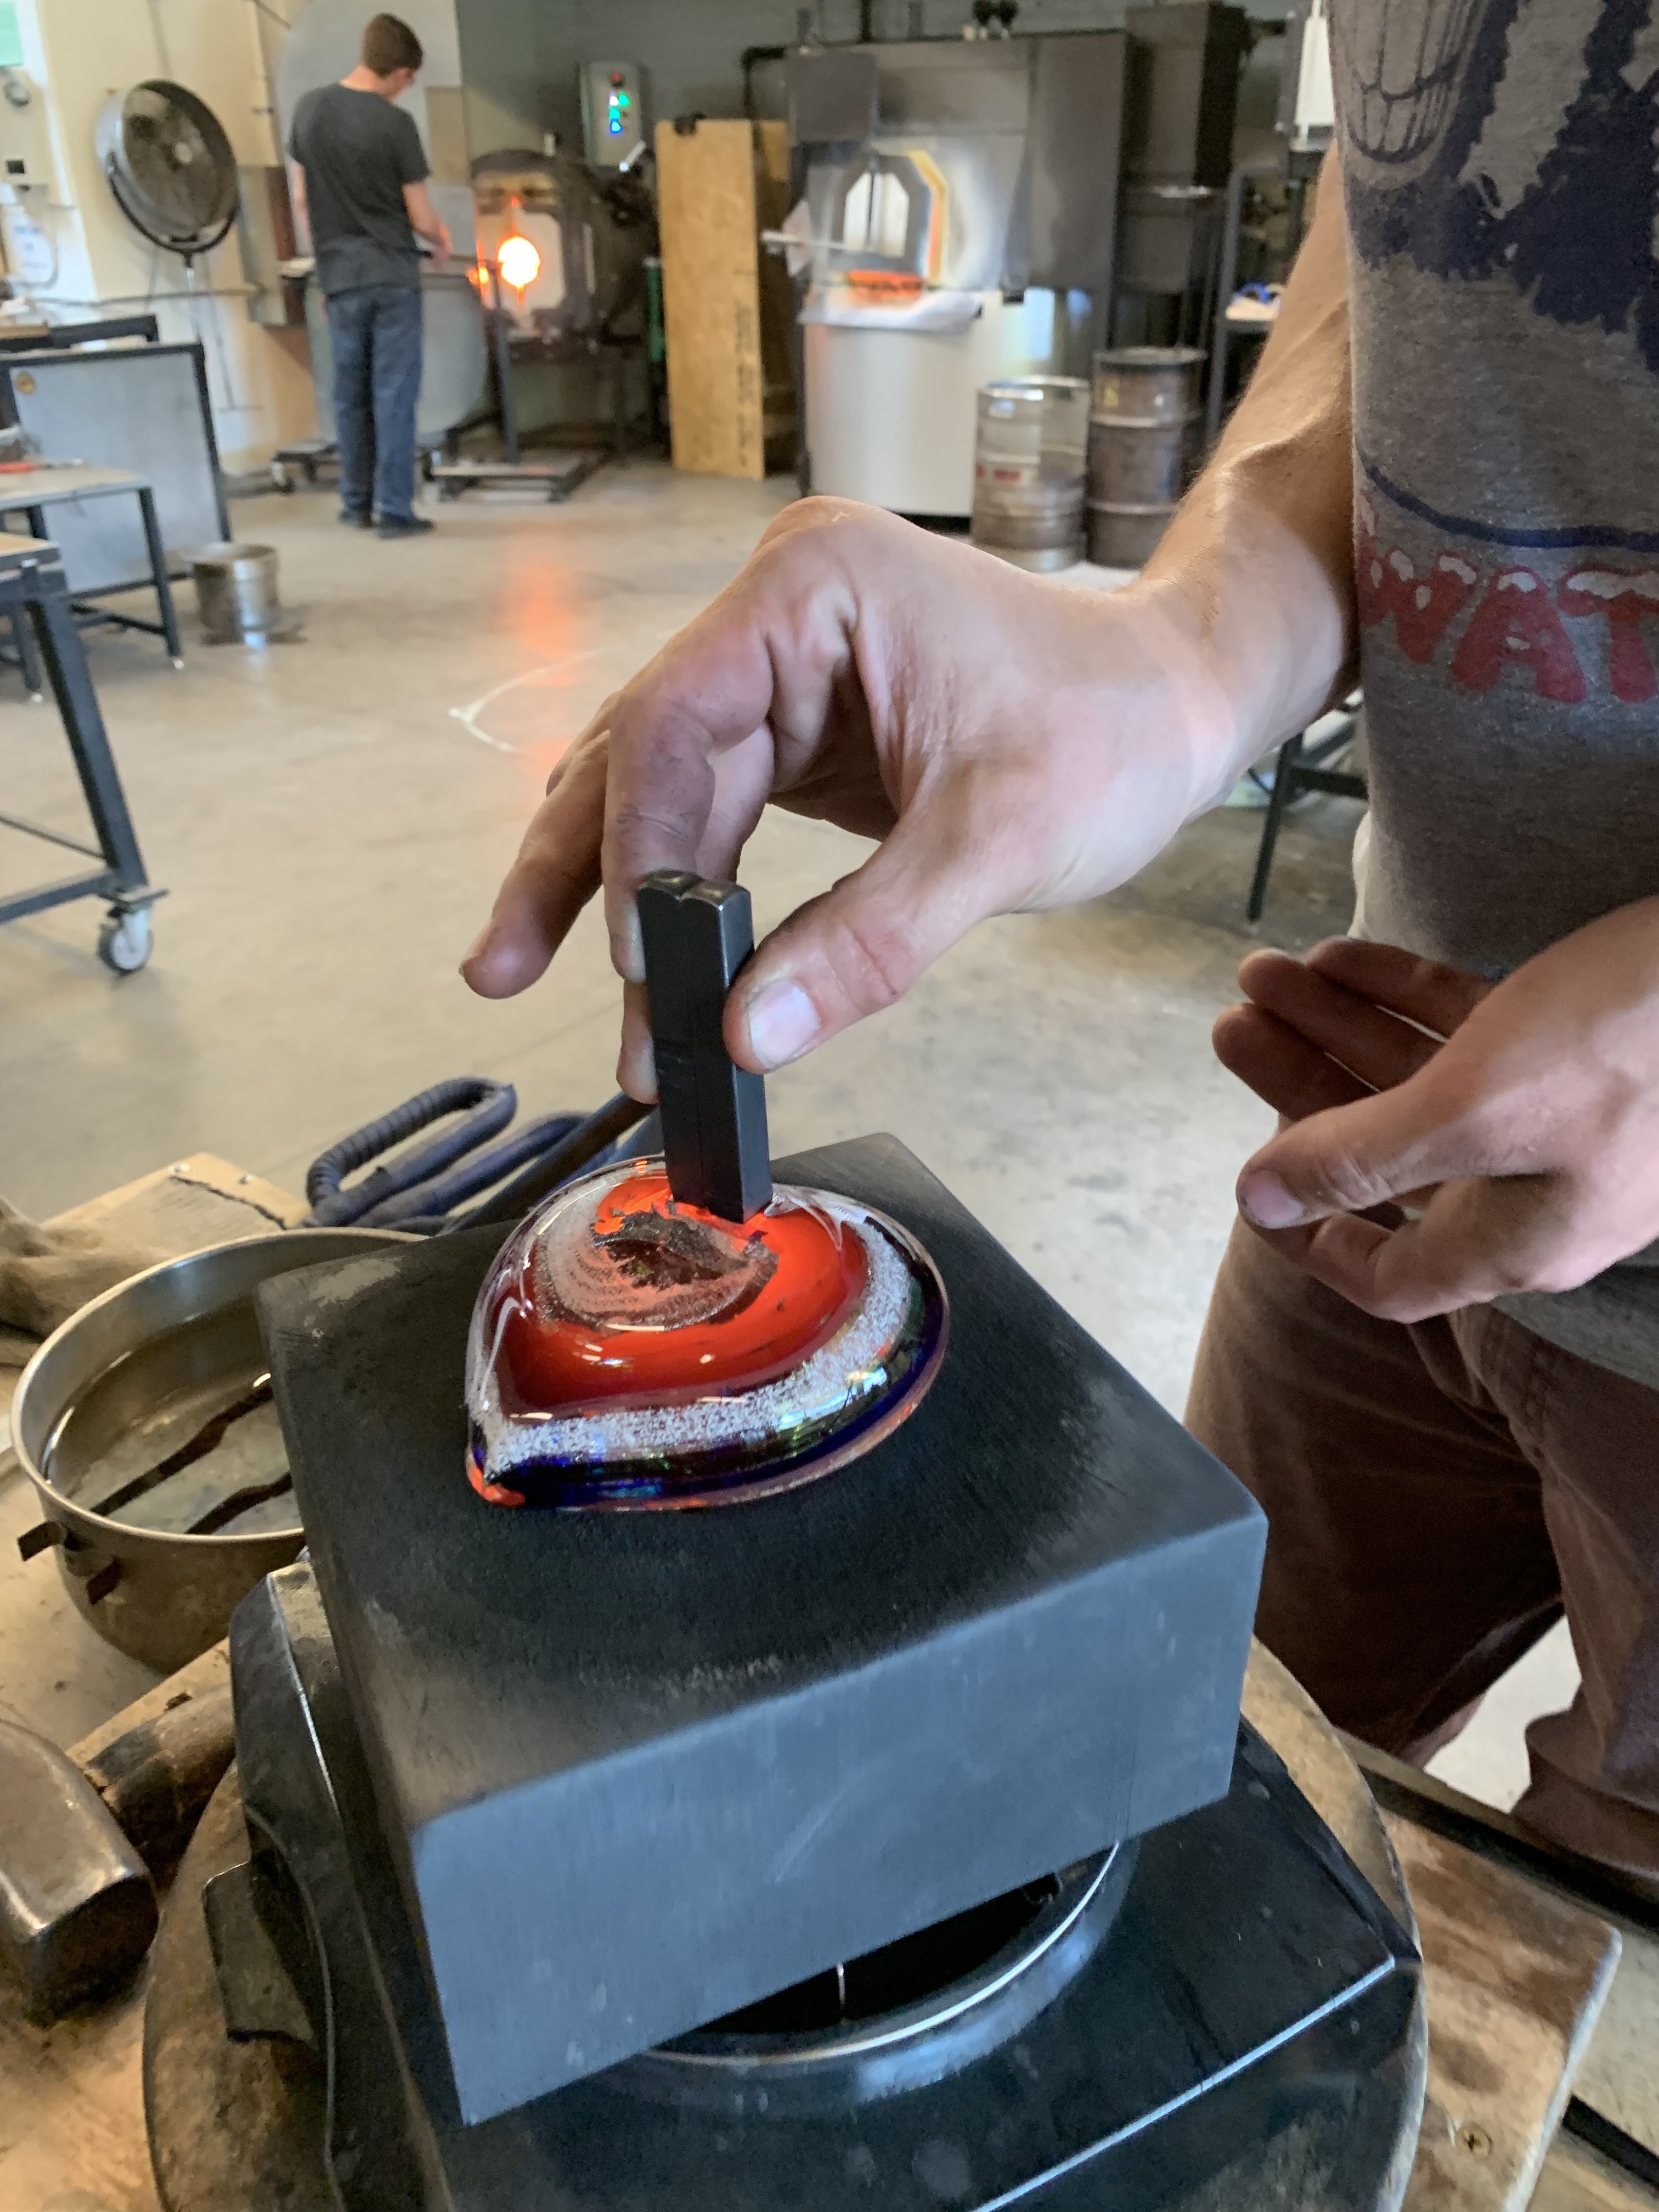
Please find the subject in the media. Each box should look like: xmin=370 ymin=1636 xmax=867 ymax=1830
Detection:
xmin=636 ymin=873 xmax=772 ymax=1223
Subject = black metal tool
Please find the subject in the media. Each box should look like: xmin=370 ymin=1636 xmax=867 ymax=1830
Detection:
xmin=0 ymin=1717 xmax=156 ymax=2022
xmin=636 ymin=872 xmax=772 ymax=1223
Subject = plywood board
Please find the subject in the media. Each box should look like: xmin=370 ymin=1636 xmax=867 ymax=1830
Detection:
xmin=655 ymin=118 xmax=769 ymax=480
xmin=1390 ymin=1814 xmax=1621 ymax=2212
xmin=424 ymin=84 xmax=471 ymax=188
xmin=755 ymin=118 xmax=798 ymax=459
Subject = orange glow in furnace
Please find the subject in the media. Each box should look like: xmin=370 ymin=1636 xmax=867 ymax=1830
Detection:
xmin=498 ymin=233 xmax=540 ymax=294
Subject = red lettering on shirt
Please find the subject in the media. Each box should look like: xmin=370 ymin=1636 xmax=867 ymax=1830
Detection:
xmin=1356 ymin=516 xmax=1480 ymax=662
xmin=1449 ymin=567 xmax=1588 ymax=703
xmin=1555 ymin=568 xmax=1659 ymax=704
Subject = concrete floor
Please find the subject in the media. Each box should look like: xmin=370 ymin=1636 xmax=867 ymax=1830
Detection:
xmin=0 ymin=462 xmax=1578 ymax=1805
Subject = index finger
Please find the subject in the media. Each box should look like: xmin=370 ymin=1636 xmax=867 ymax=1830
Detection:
xmin=599 ymin=546 xmax=855 ymax=980
xmin=1304 ymin=938 xmax=1493 ymax=1037
xmin=1259 ymin=1171 xmax=1568 ymax=1321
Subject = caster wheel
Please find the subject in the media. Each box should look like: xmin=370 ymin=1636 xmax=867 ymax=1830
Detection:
xmin=271 ymin=461 xmax=293 ymax=494
xmin=98 ymin=906 xmax=153 ymax=974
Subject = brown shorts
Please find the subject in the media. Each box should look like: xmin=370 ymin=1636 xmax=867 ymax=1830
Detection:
xmin=1186 ymin=1220 xmax=1659 ymax=1884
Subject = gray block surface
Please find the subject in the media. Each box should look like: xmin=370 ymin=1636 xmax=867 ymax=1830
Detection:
xmin=258 ymin=1135 xmax=1265 ymax=2125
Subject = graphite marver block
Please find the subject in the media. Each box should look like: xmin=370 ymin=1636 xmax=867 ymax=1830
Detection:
xmin=257 ymin=1135 xmax=1265 ymax=2125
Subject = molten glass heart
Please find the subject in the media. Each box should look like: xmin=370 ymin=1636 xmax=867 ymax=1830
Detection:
xmin=465 ymin=1162 xmax=948 ymax=1508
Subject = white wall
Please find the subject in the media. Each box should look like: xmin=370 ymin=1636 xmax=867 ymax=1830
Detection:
xmin=2 ymin=0 xmax=317 ymax=469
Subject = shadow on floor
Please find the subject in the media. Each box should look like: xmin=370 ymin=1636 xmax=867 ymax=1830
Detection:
xmin=1108 ymin=793 xmax=1364 ymax=956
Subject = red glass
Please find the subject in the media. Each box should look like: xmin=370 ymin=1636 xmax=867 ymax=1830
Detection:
xmin=484 ymin=1170 xmax=870 ymax=1417
xmin=465 ymin=1158 xmax=950 ymax=1510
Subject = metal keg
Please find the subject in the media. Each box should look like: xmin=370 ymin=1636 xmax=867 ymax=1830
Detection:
xmin=971 ymin=376 xmax=1088 ymax=573
xmin=1086 ymin=347 xmax=1206 ymax=569
xmin=192 ymin=541 xmax=287 ymax=644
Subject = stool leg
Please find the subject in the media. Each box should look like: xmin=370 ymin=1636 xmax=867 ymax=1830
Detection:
xmin=1247 ymin=732 xmax=1304 ymax=924
xmin=137 ymin=487 xmax=183 ymax=665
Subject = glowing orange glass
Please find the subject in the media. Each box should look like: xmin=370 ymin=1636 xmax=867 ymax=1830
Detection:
xmin=498 ymin=233 xmax=541 ymax=292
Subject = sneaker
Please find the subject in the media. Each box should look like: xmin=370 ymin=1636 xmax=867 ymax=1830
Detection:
xmin=377 ymin=513 xmax=435 ymax=538
xmin=340 ymin=508 xmax=373 ymax=529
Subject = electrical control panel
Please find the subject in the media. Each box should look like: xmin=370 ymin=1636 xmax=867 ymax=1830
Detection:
xmin=0 ymin=70 xmax=54 ymax=195
xmin=578 ymin=59 xmax=644 ymax=171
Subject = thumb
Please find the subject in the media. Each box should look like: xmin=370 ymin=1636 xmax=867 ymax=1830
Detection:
xmin=1236 ymin=1070 xmax=1489 ymax=1229
xmin=726 ymin=799 xmax=1006 ymax=1071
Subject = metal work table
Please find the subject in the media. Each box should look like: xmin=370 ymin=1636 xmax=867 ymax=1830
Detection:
xmin=0 ymin=462 xmax=184 ymax=676
xmin=0 ymin=530 xmax=163 ymax=971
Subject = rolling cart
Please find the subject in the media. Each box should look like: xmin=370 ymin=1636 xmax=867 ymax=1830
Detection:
xmin=0 ymin=531 xmax=164 ymax=972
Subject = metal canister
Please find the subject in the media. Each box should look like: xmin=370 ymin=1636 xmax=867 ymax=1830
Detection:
xmin=192 ymin=542 xmax=283 ymax=644
xmin=970 ymin=376 xmax=1088 ymax=573
xmin=1086 ymin=347 xmax=1206 ymax=569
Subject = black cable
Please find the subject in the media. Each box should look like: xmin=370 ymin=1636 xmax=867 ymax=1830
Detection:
xmin=1562 ymin=2100 xmax=1659 ymax=2193
xmin=304 ymin=1078 xmax=515 ymax=1225
xmin=442 ymin=1092 xmax=651 ymax=1234
xmin=358 ymin=1111 xmax=584 ymax=1229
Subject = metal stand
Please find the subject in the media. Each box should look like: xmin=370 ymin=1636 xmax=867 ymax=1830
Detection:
xmin=270 ymin=437 xmax=338 ymax=493
xmin=1204 ymin=163 xmax=1277 ymax=448
xmin=3 ymin=476 xmax=185 ymax=667
xmin=426 ymin=261 xmax=615 ymax=504
xmin=1246 ymin=718 xmax=1367 ymax=924
xmin=0 ymin=535 xmax=163 ymax=970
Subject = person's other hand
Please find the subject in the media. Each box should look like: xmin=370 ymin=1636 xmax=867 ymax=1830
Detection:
xmin=432 ymin=222 xmax=452 ymax=270
xmin=461 ymin=499 xmax=1237 ymax=1096
xmin=1213 ymin=906 xmax=1659 ymax=1318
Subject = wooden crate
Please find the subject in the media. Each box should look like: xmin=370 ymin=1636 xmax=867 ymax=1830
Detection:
xmin=654 ymin=117 xmax=795 ymax=480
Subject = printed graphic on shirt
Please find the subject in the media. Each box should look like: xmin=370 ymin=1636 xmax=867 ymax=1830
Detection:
xmin=1333 ymin=0 xmax=1659 ymax=375
xmin=1357 ymin=492 xmax=1659 ymax=703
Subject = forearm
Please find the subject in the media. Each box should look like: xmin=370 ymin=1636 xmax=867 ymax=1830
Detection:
xmin=402 ymin=182 xmax=447 ymax=249
xmin=1129 ymin=149 xmax=1356 ymax=805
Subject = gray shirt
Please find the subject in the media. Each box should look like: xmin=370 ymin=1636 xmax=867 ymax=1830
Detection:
xmin=289 ymin=84 xmax=427 ymax=297
xmin=1330 ymin=0 xmax=1659 ymax=1391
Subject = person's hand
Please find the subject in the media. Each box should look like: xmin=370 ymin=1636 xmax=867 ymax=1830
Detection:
xmin=1213 ymin=904 xmax=1659 ymax=1319
xmin=461 ymin=498 xmax=1241 ymax=1096
xmin=432 ymin=222 xmax=452 ymax=270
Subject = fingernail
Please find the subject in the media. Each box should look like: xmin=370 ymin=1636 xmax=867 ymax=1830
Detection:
xmin=745 ymin=981 xmax=818 ymax=1070
xmin=460 ymin=922 xmax=492 ymax=970
xmin=1238 ymin=1172 xmax=1306 ymax=1229
xmin=619 ymin=1035 xmax=657 ymax=1102
xmin=611 ymin=916 xmax=645 ymax=984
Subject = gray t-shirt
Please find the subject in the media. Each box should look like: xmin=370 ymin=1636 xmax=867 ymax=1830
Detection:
xmin=1330 ymin=0 xmax=1659 ymax=1391
xmin=289 ymin=84 xmax=427 ymax=297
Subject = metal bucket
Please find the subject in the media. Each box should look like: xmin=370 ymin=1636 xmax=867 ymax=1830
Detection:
xmin=11 ymin=1229 xmax=404 ymax=1673
xmin=1090 ymin=345 xmax=1206 ymax=421
xmin=1086 ymin=500 xmax=1179 ymax=570
xmin=193 ymin=542 xmax=283 ymax=644
xmin=972 ymin=376 xmax=1088 ymax=572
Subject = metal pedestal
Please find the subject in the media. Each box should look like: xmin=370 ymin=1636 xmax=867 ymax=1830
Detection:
xmin=0 ymin=532 xmax=164 ymax=970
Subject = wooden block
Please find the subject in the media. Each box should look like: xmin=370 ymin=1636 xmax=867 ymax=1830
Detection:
xmin=48 ymin=1154 xmax=309 ymax=1244
xmin=423 ymin=84 xmax=471 ymax=187
xmin=2 ymin=1158 xmax=309 ymax=1376
xmin=755 ymin=119 xmax=798 ymax=456
xmin=67 ymin=1641 xmax=230 ymax=1774
xmin=1533 ymin=2130 xmax=1659 ymax=2212
xmin=1390 ymin=1814 xmax=1621 ymax=2212
xmin=656 ymin=118 xmax=793 ymax=479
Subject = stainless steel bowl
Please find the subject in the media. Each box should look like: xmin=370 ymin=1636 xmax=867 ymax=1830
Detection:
xmin=12 ymin=1230 xmax=404 ymax=1673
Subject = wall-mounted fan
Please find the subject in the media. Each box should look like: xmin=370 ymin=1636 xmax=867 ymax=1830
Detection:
xmin=95 ymin=80 xmax=239 ymax=318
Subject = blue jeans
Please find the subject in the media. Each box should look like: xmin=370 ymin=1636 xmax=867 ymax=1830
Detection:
xmin=326 ymin=283 xmax=422 ymax=521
